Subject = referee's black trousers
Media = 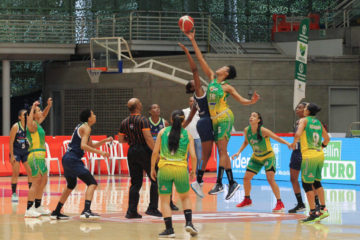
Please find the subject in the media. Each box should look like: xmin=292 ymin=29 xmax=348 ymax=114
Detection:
xmin=127 ymin=144 xmax=158 ymax=213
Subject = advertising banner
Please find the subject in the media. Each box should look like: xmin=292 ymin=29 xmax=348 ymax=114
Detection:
xmin=228 ymin=136 xmax=360 ymax=185
xmin=293 ymin=18 xmax=310 ymax=110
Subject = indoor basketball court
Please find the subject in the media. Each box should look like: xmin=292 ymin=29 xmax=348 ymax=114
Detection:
xmin=1 ymin=174 xmax=360 ymax=240
xmin=1 ymin=1 xmax=360 ymax=240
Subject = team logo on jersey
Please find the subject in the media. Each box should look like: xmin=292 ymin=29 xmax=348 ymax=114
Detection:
xmin=159 ymin=125 xmax=164 ymax=128
xmin=130 ymin=124 xmax=134 ymax=130
xmin=308 ymin=173 xmax=314 ymax=178
xmin=161 ymin=185 xmax=167 ymax=191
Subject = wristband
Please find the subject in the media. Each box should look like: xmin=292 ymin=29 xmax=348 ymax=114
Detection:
xmin=322 ymin=143 xmax=327 ymax=148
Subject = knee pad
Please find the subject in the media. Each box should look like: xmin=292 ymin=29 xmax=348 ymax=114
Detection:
xmin=313 ymin=180 xmax=322 ymax=189
xmin=67 ymin=179 xmax=77 ymax=190
xmin=302 ymin=181 xmax=313 ymax=192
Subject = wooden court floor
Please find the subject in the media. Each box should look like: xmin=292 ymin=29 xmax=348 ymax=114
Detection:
xmin=0 ymin=173 xmax=359 ymax=240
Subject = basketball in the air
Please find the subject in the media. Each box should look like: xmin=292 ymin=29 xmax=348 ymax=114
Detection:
xmin=178 ymin=15 xmax=194 ymax=33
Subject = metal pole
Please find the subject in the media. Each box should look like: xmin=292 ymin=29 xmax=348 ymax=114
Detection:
xmin=2 ymin=60 xmax=10 ymax=136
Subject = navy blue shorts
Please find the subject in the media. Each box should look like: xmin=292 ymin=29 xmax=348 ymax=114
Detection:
xmin=289 ymin=150 xmax=302 ymax=171
xmin=62 ymin=152 xmax=89 ymax=178
xmin=196 ymin=117 xmax=214 ymax=142
xmin=13 ymin=151 xmax=29 ymax=163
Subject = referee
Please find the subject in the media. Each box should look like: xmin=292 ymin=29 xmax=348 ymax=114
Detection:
xmin=118 ymin=98 xmax=162 ymax=219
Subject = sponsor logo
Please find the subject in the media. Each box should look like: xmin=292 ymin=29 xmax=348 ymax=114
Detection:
xmin=308 ymin=173 xmax=314 ymax=178
xmin=161 ymin=185 xmax=167 ymax=191
xmin=300 ymin=43 xmax=306 ymax=56
xmin=322 ymin=141 xmax=356 ymax=180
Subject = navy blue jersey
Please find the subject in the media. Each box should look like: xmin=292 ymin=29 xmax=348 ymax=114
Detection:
xmin=13 ymin=122 xmax=29 ymax=153
xmin=194 ymin=92 xmax=210 ymax=118
xmin=67 ymin=123 xmax=86 ymax=159
xmin=149 ymin=117 xmax=166 ymax=140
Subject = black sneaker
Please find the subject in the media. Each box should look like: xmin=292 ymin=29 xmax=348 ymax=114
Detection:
xmin=288 ymin=203 xmax=306 ymax=213
xmin=145 ymin=208 xmax=162 ymax=217
xmin=170 ymin=202 xmax=179 ymax=211
xmin=208 ymin=183 xmax=224 ymax=195
xmin=185 ymin=222 xmax=198 ymax=237
xmin=158 ymin=228 xmax=175 ymax=238
xmin=80 ymin=210 xmax=100 ymax=220
xmin=125 ymin=211 xmax=142 ymax=219
xmin=300 ymin=212 xmax=320 ymax=223
xmin=50 ymin=211 xmax=70 ymax=220
xmin=225 ymin=182 xmax=240 ymax=200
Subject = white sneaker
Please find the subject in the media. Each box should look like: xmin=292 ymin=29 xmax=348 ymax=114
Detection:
xmin=191 ymin=181 xmax=204 ymax=198
xmin=35 ymin=206 xmax=51 ymax=216
xmin=11 ymin=193 xmax=19 ymax=202
xmin=25 ymin=206 xmax=41 ymax=218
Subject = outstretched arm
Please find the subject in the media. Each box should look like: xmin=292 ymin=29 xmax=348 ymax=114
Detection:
xmin=178 ymin=42 xmax=204 ymax=97
xmin=262 ymin=127 xmax=291 ymax=147
xmin=225 ymin=84 xmax=260 ymax=105
xmin=80 ymin=126 xmax=109 ymax=157
xmin=38 ymin=98 xmax=52 ymax=124
xmin=184 ymin=30 xmax=214 ymax=81
xmin=27 ymin=101 xmax=39 ymax=133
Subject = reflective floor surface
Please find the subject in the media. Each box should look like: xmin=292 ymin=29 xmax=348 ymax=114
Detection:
xmin=0 ymin=173 xmax=359 ymax=240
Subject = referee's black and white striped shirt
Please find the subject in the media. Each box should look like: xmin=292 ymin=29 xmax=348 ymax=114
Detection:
xmin=119 ymin=114 xmax=151 ymax=146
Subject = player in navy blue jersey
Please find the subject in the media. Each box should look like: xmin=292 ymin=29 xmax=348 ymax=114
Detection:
xmin=50 ymin=109 xmax=112 ymax=220
xmin=178 ymin=43 xmax=236 ymax=199
xmin=149 ymin=104 xmax=169 ymax=140
xmin=9 ymin=109 xmax=32 ymax=202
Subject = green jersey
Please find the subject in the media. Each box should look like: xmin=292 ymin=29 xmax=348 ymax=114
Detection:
xmin=206 ymin=78 xmax=230 ymax=117
xmin=158 ymin=127 xmax=189 ymax=168
xmin=246 ymin=125 xmax=274 ymax=161
xmin=300 ymin=116 xmax=323 ymax=152
xmin=26 ymin=122 xmax=46 ymax=152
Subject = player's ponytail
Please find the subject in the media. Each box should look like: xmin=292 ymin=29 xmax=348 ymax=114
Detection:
xmin=168 ymin=110 xmax=185 ymax=154
xmin=256 ymin=112 xmax=263 ymax=141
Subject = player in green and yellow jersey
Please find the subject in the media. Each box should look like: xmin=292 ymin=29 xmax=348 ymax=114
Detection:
xmin=25 ymin=99 xmax=53 ymax=218
xmin=232 ymin=112 xmax=291 ymax=212
xmin=151 ymin=110 xmax=198 ymax=238
xmin=291 ymin=103 xmax=330 ymax=223
xmin=184 ymin=30 xmax=260 ymax=200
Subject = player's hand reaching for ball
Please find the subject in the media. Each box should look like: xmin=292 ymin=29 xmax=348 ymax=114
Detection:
xmin=184 ymin=29 xmax=195 ymax=41
xmin=178 ymin=42 xmax=188 ymax=52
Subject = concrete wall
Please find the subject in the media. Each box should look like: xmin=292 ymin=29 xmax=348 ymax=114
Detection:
xmin=44 ymin=54 xmax=360 ymax=135
xmin=275 ymin=39 xmax=343 ymax=57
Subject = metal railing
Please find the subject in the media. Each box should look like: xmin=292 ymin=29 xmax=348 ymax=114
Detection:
xmin=324 ymin=0 xmax=360 ymax=28
xmin=0 ymin=11 xmax=244 ymax=54
xmin=0 ymin=15 xmax=75 ymax=43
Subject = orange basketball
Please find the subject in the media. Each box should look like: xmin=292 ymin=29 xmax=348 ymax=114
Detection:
xmin=178 ymin=15 xmax=194 ymax=33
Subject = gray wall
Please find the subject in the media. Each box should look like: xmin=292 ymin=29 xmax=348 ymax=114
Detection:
xmin=44 ymin=54 xmax=360 ymax=135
